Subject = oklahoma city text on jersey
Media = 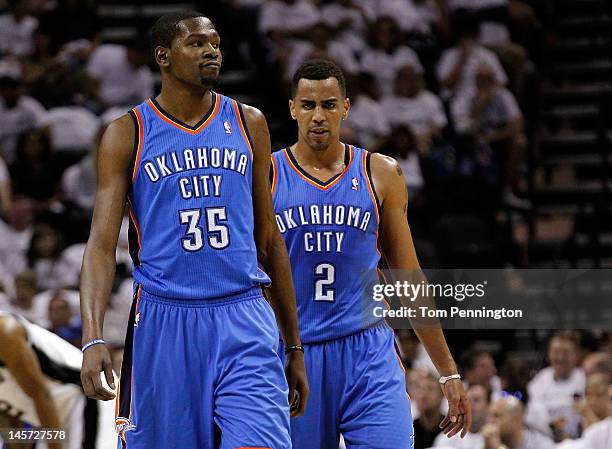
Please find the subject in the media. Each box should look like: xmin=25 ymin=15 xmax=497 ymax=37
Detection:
xmin=274 ymin=203 xmax=373 ymax=253
xmin=140 ymin=146 xmax=249 ymax=198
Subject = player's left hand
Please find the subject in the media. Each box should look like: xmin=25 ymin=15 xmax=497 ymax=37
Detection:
xmin=285 ymin=351 xmax=309 ymax=418
xmin=439 ymin=378 xmax=472 ymax=438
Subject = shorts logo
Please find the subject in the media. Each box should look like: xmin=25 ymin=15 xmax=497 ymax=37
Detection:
xmin=351 ymin=177 xmax=359 ymax=191
xmin=134 ymin=312 xmax=141 ymax=327
xmin=224 ymin=120 xmax=232 ymax=134
xmin=115 ymin=417 xmax=136 ymax=442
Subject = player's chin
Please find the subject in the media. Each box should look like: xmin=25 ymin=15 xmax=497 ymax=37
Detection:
xmin=307 ymin=137 xmax=331 ymax=152
xmin=199 ymin=74 xmax=219 ymax=89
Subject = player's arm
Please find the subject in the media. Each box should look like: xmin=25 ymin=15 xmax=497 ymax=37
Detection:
xmin=371 ymin=153 xmax=472 ymax=438
xmin=0 ymin=316 xmax=63 ymax=449
xmin=80 ymin=115 xmax=134 ymax=401
xmin=242 ymin=104 xmax=309 ymax=417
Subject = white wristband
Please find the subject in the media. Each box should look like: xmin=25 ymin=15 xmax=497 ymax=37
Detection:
xmin=439 ymin=374 xmax=461 ymax=385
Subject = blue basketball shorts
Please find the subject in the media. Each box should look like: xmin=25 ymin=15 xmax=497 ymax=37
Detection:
xmin=115 ymin=285 xmax=291 ymax=449
xmin=284 ymin=323 xmax=414 ymax=449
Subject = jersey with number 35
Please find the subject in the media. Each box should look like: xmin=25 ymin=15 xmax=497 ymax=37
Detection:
xmin=271 ymin=145 xmax=383 ymax=343
xmin=127 ymin=93 xmax=270 ymax=300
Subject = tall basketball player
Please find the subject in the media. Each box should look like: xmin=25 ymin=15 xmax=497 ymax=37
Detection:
xmin=79 ymin=11 xmax=307 ymax=449
xmin=271 ymin=59 xmax=471 ymax=449
xmin=0 ymin=313 xmax=116 ymax=449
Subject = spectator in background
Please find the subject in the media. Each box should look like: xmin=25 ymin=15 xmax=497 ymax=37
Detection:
xmin=582 ymin=352 xmax=611 ymax=377
xmin=0 ymin=156 xmax=11 ymax=218
xmin=342 ymin=73 xmax=389 ymax=151
xmin=451 ymin=63 xmax=527 ymax=208
xmin=0 ymin=0 xmax=38 ymax=57
xmin=527 ymin=332 xmax=586 ymax=440
xmin=576 ymin=373 xmax=611 ymax=430
xmin=360 ymin=16 xmax=424 ymax=96
xmin=37 ymin=0 xmax=101 ymax=52
xmin=26 ymin=222 xmax=75 ymax=290
xmin=320 ymin=0 xmax=369 ymax=54
xmin=436 ymin=11 xmax=507 ymax=98
xmin=0 ymin=196 xmax=34 ymax=278
xmin=434 ymin=384 xmax=489 ymax=448
xmin=284 ymin=23 xmax=359 ymax=81
xmin=47 ymin=292 xmax=81 ymax=347
xmin=7 ymin=269 xmax=45 ymax=324
xmin=557 ymin=376 xmax=611 ymax=449
xmin=85 ymin=38 xmax=153 ymax=110
xmin=258 ymin=0 xmax=320 ymax=48
xmin=10 ymin=128 xmax=62 ymax=207
xmin=382 ymin=64 xmax=447 ymax=154
xmin=460 ymin=347 xmax=502 ymax=398
xmin=482 ymin=396 xmax=555 ymax=449
xmin=413 ymin=371 xmax=445 ymax=448
xmin=380 ymin=125 xmax=425 ymax=197
xmin=0 ymin=75 xmax=47 ymax=163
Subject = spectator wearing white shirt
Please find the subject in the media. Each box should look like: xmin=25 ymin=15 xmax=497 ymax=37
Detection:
xmin=357 ymin=0 xmax=441 ymax=36
xmin=26 ymin=223 xmax=76 ymax=291
xmin=258 ymin=0 xmax=320 ymax=41
xmin=342 ymin=73 xmax=389 ymax=151
xmin=6 ymin=270 xmax=46 ymax=325
xmin=360 ymin=16 xmax=424 ymax=96
xmin=0 ymin=196 xmax=34 ymax=279
xmin=437 ymin=13 xmax=507 ymax=99
xmin=526 ymin=332 xmax=586 ymax=441
xmin=0 ymin=0 xmax=38 ymax=57
xmin=320 ymin=0 xmax=370 ymax=54
xmin=451 ymin=63 xmax=526 ymax=208
xmin=434 ymin=384 xmax=489 ymax=449
xmin=0 ymin=75 xmax=47 ymax=163
xmin=86 ymin=39 xmax=154 ymax=110
xmin=284 ymin=23 xmax=359 ymax=82
xmin=460 ymin=347 xmax=503 ymax=398
xmin=482 ymin=396 xmax=555 ymax=449
xmin=382 ymin=65 xmax=447 ymax=153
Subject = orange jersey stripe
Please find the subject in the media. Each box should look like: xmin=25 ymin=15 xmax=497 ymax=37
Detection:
xmin=362 ymin=151 xmax=381 ymax=256
xmin=131 ymin=108 xmax=143 ymax=182
xmin=127 ymin=199 xmax=142 ymax=260
xmin=146 ymin=96 xmax=220 ymax=135
xmin=283 ymin=146 xmax=353 ymax=191
xmin=270 ymin=154 xmax=278 ymax=195
xmin=232 ymin=100 xmax=254 ymax=160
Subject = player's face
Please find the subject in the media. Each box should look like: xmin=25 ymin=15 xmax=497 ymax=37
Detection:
xmin=290 ymin=78 xmax=350 ymax=152
xmin=158 ymin=17 xmax=222 ymax=90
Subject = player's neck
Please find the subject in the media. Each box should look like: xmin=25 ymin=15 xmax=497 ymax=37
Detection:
xmin=156 ymin=84 xmax=213 ymax=127
xmin=292 ymin=140 xmax=345 ymax=171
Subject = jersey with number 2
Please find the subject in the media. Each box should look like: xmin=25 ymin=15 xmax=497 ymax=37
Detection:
xmin=271 ymin=145 xmax=383 ymax=343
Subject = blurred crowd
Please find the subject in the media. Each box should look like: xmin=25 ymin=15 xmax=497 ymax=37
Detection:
xmin=0 ymin=1 xmax=609 ymax=448
xmin=397 ymin=330 xmax=611 ymax=449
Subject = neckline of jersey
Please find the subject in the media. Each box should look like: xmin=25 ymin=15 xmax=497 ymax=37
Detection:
xmin=147 ymin=91 xmax=219 ymax=134
xmin=284 ymin=144 xmax=353 ymax=190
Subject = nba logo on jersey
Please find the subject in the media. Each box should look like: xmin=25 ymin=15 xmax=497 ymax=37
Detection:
xmin=224 ymin=120 xmax=232 ymax=134
xmin=351 ymin=177 xmax=359 ymax=191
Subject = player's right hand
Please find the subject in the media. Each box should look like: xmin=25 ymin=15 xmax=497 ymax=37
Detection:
xmin=285 ymin=350 xmax=309 ymax=418
xmin=81 ymin=344 xmax=116 ymax=401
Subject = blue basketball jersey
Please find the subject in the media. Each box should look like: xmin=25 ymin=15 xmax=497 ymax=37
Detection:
xmin=272 ymin=145 xmax=383 ymax=343
xmin=127 ymin=92 xmax=270 ymax=300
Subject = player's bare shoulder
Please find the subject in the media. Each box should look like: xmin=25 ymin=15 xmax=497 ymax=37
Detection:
xmin=98 ymin=113 xmax=136 ymax=165
xmin=369 ymin=152 xmax=407 ymax=205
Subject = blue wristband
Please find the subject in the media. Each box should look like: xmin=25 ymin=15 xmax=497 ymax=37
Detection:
xmin=81 ymin=339 xmax=105 ymax=353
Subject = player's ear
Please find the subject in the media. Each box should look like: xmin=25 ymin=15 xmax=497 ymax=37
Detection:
xmin=155 ymin=46 xmax=170 ymax=68
xmin=342 ymin=97 xmax=350 ymax=120
xmin=289 ymin=99 xmax=297 ymax=120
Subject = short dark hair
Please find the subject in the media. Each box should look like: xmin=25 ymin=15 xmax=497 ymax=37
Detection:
xmin=291 ymin=59 xmax=346 ymax=98
xmin=460 ymin=347 xmax=494 ymax=372
xmin=151 ymin=10 xmax=208 ymax=50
